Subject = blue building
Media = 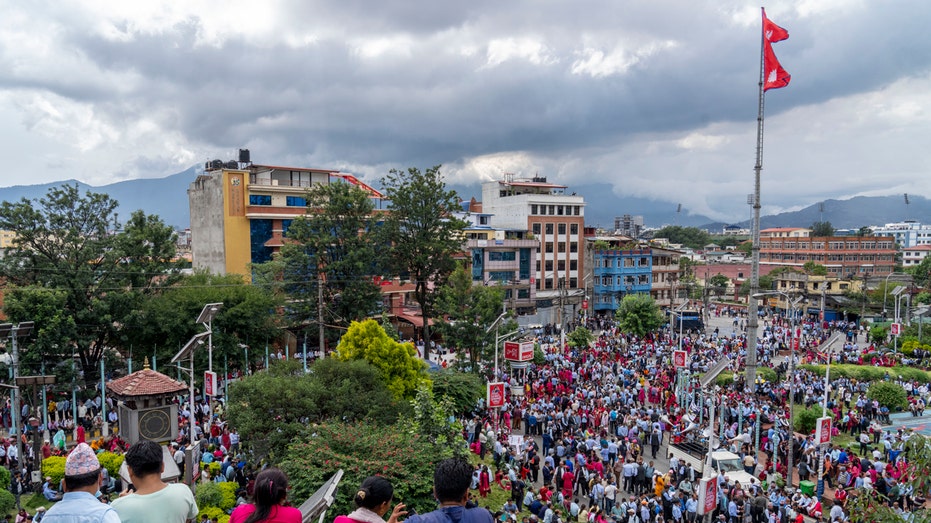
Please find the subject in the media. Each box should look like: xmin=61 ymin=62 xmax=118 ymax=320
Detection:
xmin=592 ymin=248 xmax=653 ymax=312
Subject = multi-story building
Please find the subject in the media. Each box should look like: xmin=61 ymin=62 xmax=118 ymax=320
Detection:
xmin=767 ymin=271 xmax=862 ymax=322
xmin=870 ymin=221 xmax=931 ymax=248
xmin=614 ymin=214 xmax=644 ymax=238
xmin=586 ymin=236 xmax=683 ymax=313
xmin=481 ymin=175 xmax=585 ymax=307
xmin=903 ymin=244 xmax=931 ymax=267
xmin=188 ymin=159 xmax=383 ymax=277
xmin=758 ymin=227 xmax=896 ymax=277
xmin=456 ymin=205 xmax=538 ymax=314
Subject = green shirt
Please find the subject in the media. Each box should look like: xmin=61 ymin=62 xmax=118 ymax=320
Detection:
xmin=111 ymin=483 xmax=198 ymax=523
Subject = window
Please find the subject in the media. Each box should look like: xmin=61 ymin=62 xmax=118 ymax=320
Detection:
xmin=574 ymin=206 xmax=580 ymax=216
xmin=249 ymin=194 xmax=272 ymax=205
xmin=569 ymin=277 xmax=577 ymax=288
xmin=557 ymin=260 xmax=566 ymax=271
xmin=570 ymin=224 xmax=579 ymax=234
xmin=545 ymin=242 xmax=553 ymax=253
xmin=531 ymin=205 xmax=538 ymax=215
xmin=570 ymin=260 xmax=577 ymax=271
xmin=286 ymin=196 xmax=307 ymax=207
xmin=545 ymin=223 xmax=554 ymax=234
xmin=548 ymin=205 xmax=555 ymax=215
xmin=532 ymin=223 xmax=541 ymax=235
xmin=557 ymin=206 xmax=564 ymax=216
xmin=569 ymin=242 xmax=578 ymax=253
xmin=488 ymin=251 xmax=516 ymax=261
xmin=558 ymin=242 xmax=566 ymax=252
xmin=558 ymin=223 xmax=566 ymax=235
xmin=545 ymin=260 xmax=553 ymax=271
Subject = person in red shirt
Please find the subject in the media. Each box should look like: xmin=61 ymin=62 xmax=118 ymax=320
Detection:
xmin=229 ymin=468 xmax=301 ymax=523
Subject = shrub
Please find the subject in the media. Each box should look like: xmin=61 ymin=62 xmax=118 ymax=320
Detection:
xmin=0 ymin=465 xmax=10 ymax=490
xmin=793 ymin=405 xmax=831 ymax=434
xmin=0 ymin=490 xmax=15 ymax=515
xmin=206 ymin=461 xmax=221 ymax=477
xmin=218 ymin=481 xmax=238 ymax=511
xmin=194 ymin=481 xmax=224 ymax=510
xmin=798 ymin=364 xmax=931 ymax=383
xmin=198 ymin=506 xmax=230 ymax=523
xmin=42 ymin=456 xmax=67 ymax=487
xmin=758 ymin=367 xmax=778 ymax=383
xmin=97 ymin=451 xmax=124 ymax=478
xmin=867 ymin=382 xmax=908 ymax=411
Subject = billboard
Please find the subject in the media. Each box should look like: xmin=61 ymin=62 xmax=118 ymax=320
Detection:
xmin=673 ymin=350 xmax=687 ymax=368
xmin=503 ymin=341 xmax=534 ymax=362
xmin=487 ymin=382 xmax=506 ymax=408
xmin=204 ymin=371 xmax=217 ymax=397
xmin=697 ymin=477 xmax=717 ymax=515
xmin=891 ymin=323 xmax=901 ymax=336
xmin=815 ymin=416 xmax=832 ymax=445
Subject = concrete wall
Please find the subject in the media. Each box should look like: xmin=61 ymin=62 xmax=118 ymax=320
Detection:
xmin=189 ymin=173 xmax=228 ymax=275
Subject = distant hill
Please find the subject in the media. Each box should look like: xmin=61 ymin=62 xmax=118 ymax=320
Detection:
xmin=1 ymin=168 xmax=925 ymax=232
xmin=0 ymin=167 xmax=198 ymax=229
xmin=698 ymin=195 xmax=929 ymax=232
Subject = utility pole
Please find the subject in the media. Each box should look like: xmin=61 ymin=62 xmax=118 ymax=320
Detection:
xmin=318 ymin=274 xmax=325 ymax=361
xmin=1 ymin=322 xmax=34 ymax=474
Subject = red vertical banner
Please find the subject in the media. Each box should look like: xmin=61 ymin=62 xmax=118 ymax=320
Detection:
xmin=487 ymin=382 xmax=506 ymax=408
xmin=698 ymin=477 xmax=717 ymax=515
xmin=815 ymin=416 xmax=832 ymax=445
xmin=673 ymin=350 xmax=687 ymax=368
xmin=204 ymin=371 xmax=217 ymax=396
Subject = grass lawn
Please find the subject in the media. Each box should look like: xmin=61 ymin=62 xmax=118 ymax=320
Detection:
xmin=5 ymin=493 xmax=57 ymax=517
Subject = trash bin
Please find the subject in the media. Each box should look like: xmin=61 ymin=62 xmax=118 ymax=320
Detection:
xmin=799 ymin=480 xmax=815 ymax=496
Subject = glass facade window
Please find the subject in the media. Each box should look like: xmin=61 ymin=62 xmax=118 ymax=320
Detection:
xmin=249 ymin=194 xmax=272 ymax=205
xmin=546 ymin=223 xmax=554 ymax=234
xmin=488 ymin=271 xmax=515 ymax=283
xmin=286 ymin=196 xmax=307 ymax=207
xmin=488 ymin=251 xmax=516 ymax=261
xmin=558 ymin=223 xmax=566 ymax=234
xmin=533 ymin=223 xmax=541 ymax=235
xmin=570 ymin=224 xmax=578 ymax=234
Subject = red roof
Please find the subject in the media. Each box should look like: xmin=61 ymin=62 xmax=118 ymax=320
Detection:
xmin=108 ymin=369 xmax=188 ymax=398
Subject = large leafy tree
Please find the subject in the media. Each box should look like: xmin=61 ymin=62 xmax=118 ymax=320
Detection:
xmin=434 ymin=264 xmax=508 ymax=368
xmin=266 ymin=182 xmax=383 ymax=346
xmin=906 ymin=256 xmax=931 ymax=289
xmin=336 ymin=319 xmax=430 ymax=400
xmin=653 ymin=226 xmax=712 ymax=250
xmin=615 ymin=294 xmax=664 ymax=338
xmin=126 ymin=271 xmax=281 ymax=374
xmin=378 ymin=166 xmax=467 ymax=360
xmin=0 ymin=185 xmax=181 ymax=384
xmin=810 ymin=221 xmax=835 ymax=237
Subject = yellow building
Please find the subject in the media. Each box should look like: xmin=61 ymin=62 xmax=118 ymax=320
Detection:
xmin=188 ymin=157 xmax=383 ymax=278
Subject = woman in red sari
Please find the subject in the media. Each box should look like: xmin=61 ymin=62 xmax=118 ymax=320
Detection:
xmin=479 ymin=466 xmax=491 ymax=498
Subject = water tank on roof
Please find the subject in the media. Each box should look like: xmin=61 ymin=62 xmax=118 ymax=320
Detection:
xmin=239 ymin=148 xmax=251 ymax=163
xmin=210 ymin=159 xmax=223 ymax=170
xmin=225 ymin=160 xmax=239 ymax=169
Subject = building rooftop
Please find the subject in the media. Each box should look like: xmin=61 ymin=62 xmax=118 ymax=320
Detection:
xmin=108 ymin=368 xmax=188 ymax=398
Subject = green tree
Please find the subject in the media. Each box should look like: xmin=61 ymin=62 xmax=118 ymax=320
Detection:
xmin=653 ymin=226 xmax=711 ymax=250
xmin=615 ymin=294 xmax=664 ymax=338
xmin=127 ymin=271 xmax=281 ymax=374
xmin=856 ymin=226 xmax=874 ymax=237
xmin=792 ymin=405 xmax=830 ymax=434
xmin=802 ymin=261 xmax=828 ymax=276
xmin=336 ymin=319 xmax=431 ymax=399
xmin=867 ymin=381 xmax=908 ymax=411
xmin=567 ymin=326 xmax=595 ymax=349
xmin=281 ymin=421 xmax=449 ymax=517
xmin=739 ymin=274 xmax=775 ymax=297
xmin=434 ymin=264 xmax=507 ymax=368
xmin=430 ymin=369 xmax=484 ymax=415
xmin=810 ymin=221 xmax=835 ymax=237
xmin=378 ymin=166 xmax=468 ymax=360
xmin=708 ymin=274 xmax=730 ymax=297
xmin=0 ymin=185 xmax=182 ymax=384
xmin=272 ymin=182 xmax=384 ymax=335
xmin=906 ymin=256 xmax=931 ymax=289
xmin=736 ymin=241 xmax=752 ymax=256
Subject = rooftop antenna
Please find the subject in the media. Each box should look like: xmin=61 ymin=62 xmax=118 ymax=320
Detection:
xmin=905 ymin=193 xmax=910 ymax=221
xmin=676 ymin=203 xmax=682 ymax=226
xmin=819 ymin=202 xmax=824 ymax=223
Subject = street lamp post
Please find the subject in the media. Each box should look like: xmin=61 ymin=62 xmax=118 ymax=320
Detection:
xmin=0 ymin=321 xmax=34 ymax=476
xmin=891 ymin=286 xmax=907 ymax=354
xmin=883 ymin=272 xmax=897 ymax=318
xmin=196 ymin=303 xmax=222 ymax=410
xmin=753 ymin=291 xmax=803 ymax=488
xmin=817 ymin=332 xmax=843 ymax=500
xmin=171 ymin=331 xmax=209 ymax=448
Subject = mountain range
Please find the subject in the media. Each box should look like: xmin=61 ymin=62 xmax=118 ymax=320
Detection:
xmin=0 ymin=166 xmax=925 ymax=232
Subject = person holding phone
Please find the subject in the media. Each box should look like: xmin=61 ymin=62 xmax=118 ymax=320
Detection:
xmin=335 ymin=476 xmax=406 ymax=523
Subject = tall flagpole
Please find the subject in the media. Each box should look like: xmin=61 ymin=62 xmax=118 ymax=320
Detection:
xmin=745 ymin=7 xmax=768 ymax=392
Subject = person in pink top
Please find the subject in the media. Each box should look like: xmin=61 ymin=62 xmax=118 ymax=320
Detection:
xmin=229 ymin=468 xmax=301 ymax=523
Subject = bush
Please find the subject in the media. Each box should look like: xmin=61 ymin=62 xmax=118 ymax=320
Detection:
xmin=198 ymin=506 xmax=230 ymax=523
xmin=42 ymin=456 xmax=67 ymax=487
xmin=430 ymin=369 xmax=484 ymax=415
xmin=97 ymin=451 xmax=124 ymax=478
xmin=194 ymin=481 xmax=224 ymax=510
xmin=0 ymin=465 xmax=10 ymax=490
xmin=218 ymin=481 xmax=238 ymax=511
xmin=0 ymin=490 xmax=14 ymax=515
xmin=867 ymin=382 xmax=908 ymax=411
xmin=793 ymin=406 xmax=831 ymax=434
xmin=798 ymin=364 xmax=931 ymax=383
xmin=206 ymin=461 xmax=222 ymax=477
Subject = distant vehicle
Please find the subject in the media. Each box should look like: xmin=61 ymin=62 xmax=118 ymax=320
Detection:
xmin=671 ymin=310 xmax=704 ymax=332
xmin=667 ymin=442 xmax=756 ymax=486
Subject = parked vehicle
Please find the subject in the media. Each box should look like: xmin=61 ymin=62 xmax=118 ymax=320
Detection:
xmin=667 ymin=441 xmax=756 ymax=486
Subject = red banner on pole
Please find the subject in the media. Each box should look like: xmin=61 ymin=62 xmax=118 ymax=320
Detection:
xmin=204 ymin=371 xmax=217 ymax=397
xmin=815 ymin=416 xmax=832 ymax=445
xmin=673 ymin=350 xmax=687 ymax=368
xmin=487 ymin=382 xmax=506 ymax=408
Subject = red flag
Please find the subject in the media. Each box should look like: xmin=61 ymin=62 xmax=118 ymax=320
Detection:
xmin=762 ymin=8 xmax=789 ymax=43
xmin=763 ymin=40 xmax=791 ymax=91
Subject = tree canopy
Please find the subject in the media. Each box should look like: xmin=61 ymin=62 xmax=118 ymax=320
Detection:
xmin=0 ymin=185 xmax=182 ymax=384
xmin=378 ymin=166 xmax=467 ymax=360
xmin=614 ymin=294 xmax=664 ymax=338
xmin=434 ymin=264 xmax=509 ymax=368
xmin=336 ymin=319 xmax=431 ymax=400
xmin=653 ymin=226 xmax=711 ymax=249
xmin=810 ymin=221 xmax=835 ymax=237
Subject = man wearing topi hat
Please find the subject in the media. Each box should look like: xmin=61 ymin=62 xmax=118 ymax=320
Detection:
xmin=41 ymin=442 xmax=120 ymax=523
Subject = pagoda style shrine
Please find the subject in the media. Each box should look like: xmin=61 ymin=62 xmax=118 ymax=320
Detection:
xmin=107 ymin=359 xmax=187 ymax=444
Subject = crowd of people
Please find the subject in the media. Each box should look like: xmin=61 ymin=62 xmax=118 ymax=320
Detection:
xmin=453 ymin=307 xmax=931 ymax=523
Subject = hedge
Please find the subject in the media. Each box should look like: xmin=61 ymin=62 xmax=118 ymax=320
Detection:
xmin=97 ymin=451 xmax=124 ymax=478
xmin=41 ymin=456 xmax=67 ymax=487
xmin=197 ymin=506 xmax=230 ymax=523
xmin=798 ymin=364 xmax=931 ymax=383
xmin=0 ymin=490 xmax=14 ymax=515
xmin=0 ymin=465 xmax=10 ymax=490
xmin=867 ymin=382 xmax=908 ymax=410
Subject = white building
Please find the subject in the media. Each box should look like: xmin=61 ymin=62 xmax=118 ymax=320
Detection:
xmin=903 ymin=244 xmax=931 ymax=267
xmin=870 ymin=221 xmax=931 ymax=248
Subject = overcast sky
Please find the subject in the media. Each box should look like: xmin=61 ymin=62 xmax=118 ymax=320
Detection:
xmin=1 ymin=1 xmax=929 ymax=222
